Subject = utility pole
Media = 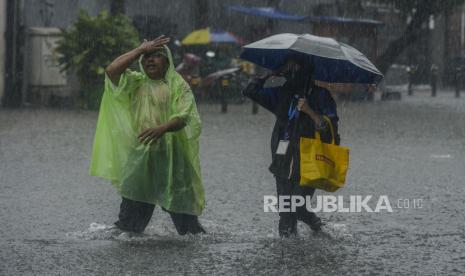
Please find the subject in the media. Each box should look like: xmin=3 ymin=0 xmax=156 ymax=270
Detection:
xmin=3 ymin=0 xmax=22 ymax=107
xmin=193 ymin=0 xmax=208 ymax=29
xmin=266 ymin=0 xmax=280 ymax=35
xmin=251 ymin=0 xmax=280 ymax=115
xmin=0 ymin=0 xmax=6 ymax=105
xmin=444 ymin=7 xmax=450 ymax=85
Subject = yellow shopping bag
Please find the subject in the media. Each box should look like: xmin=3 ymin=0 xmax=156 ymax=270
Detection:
xmin=299 ymin=117 xmax=350 ymax=192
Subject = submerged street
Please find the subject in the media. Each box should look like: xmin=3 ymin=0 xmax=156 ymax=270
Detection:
xmin=1 ymin=90 xmax=464 ymax=275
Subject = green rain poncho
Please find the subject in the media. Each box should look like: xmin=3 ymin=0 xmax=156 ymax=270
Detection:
xmin=89 ymin=46 xmax=204 ymax=216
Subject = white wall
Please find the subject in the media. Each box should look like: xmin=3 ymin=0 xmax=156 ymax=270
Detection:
xmin=0 ymin=0 xmax=6 ymax=103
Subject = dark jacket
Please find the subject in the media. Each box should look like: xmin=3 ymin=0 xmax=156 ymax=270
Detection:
xmin=243 ymin=77 xmax=340 ymax=182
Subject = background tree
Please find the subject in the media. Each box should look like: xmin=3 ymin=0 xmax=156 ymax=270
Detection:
xmin=56 ymin=10 xmax=139 ymax=109
xmin=376 ymin=0 xmax=464 ymax=74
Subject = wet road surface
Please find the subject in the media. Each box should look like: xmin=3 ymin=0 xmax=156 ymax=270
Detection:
xmin=1 ymin=90 xmax=465 ymax=275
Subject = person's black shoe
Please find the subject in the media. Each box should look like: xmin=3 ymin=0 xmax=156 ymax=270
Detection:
xmin=185 ymin=215 xmax=206 ymax=234
xmin=289 ymin=219 xmax=297 ymax=235
xmin=168 ymin=211 xmax=206 ymax=235
xmin=308 ymin=215 xmax=323 ymax=231
xmin=297 ymin=212 xmax=323 ymax=232
xmin=279 ymin=216 xmax=297 ymax=238
xmin=187 ymin=221 xmax=206 ymax=235
xmin=114 ymin=221 xmax=145 ymax=233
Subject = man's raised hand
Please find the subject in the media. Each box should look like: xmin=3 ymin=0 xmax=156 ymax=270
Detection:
xmin=138 ymin=35 xmax=171 ymax=54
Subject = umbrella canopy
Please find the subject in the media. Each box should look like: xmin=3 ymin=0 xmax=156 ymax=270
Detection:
xmin=200 ymin=67 xmax=241 ymax=87
xmin=229 ymin=5 xmax=383 ymax=26
xmin=182 ymin=28 xmax=242 ymax=45
xmin=240 ymin=33 xmax=383 ymax=84
xmin=229 ymin=5 xmax=306 ymax=21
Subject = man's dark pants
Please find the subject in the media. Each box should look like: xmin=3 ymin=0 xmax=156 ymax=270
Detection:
xmin=115 ymin=197 xmax=205 ymax=235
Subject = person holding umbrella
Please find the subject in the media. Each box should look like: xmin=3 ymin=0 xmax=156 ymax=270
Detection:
xmin=240 ymin=33 xmax=383 ymax=237
xmin=243 ymin=56 xmax=338 ymax=237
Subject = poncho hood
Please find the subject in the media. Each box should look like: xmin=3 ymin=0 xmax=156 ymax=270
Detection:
xmin=139 ymin=46 xmax=175 ymax=82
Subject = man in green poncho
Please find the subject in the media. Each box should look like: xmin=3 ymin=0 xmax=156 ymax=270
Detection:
xmin=89 ymin=35 xmax=205 ymax=234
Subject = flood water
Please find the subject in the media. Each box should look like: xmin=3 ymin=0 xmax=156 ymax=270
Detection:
xmin=1 ymin=90 xmax=464 ymax=275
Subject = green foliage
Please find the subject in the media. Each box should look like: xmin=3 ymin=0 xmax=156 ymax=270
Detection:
xmin=56 ymin=10 xmax=139 ymax=109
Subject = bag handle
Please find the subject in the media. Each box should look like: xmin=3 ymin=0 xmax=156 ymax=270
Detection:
xmin=314 ymin=115 xmax=336 ymax=145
